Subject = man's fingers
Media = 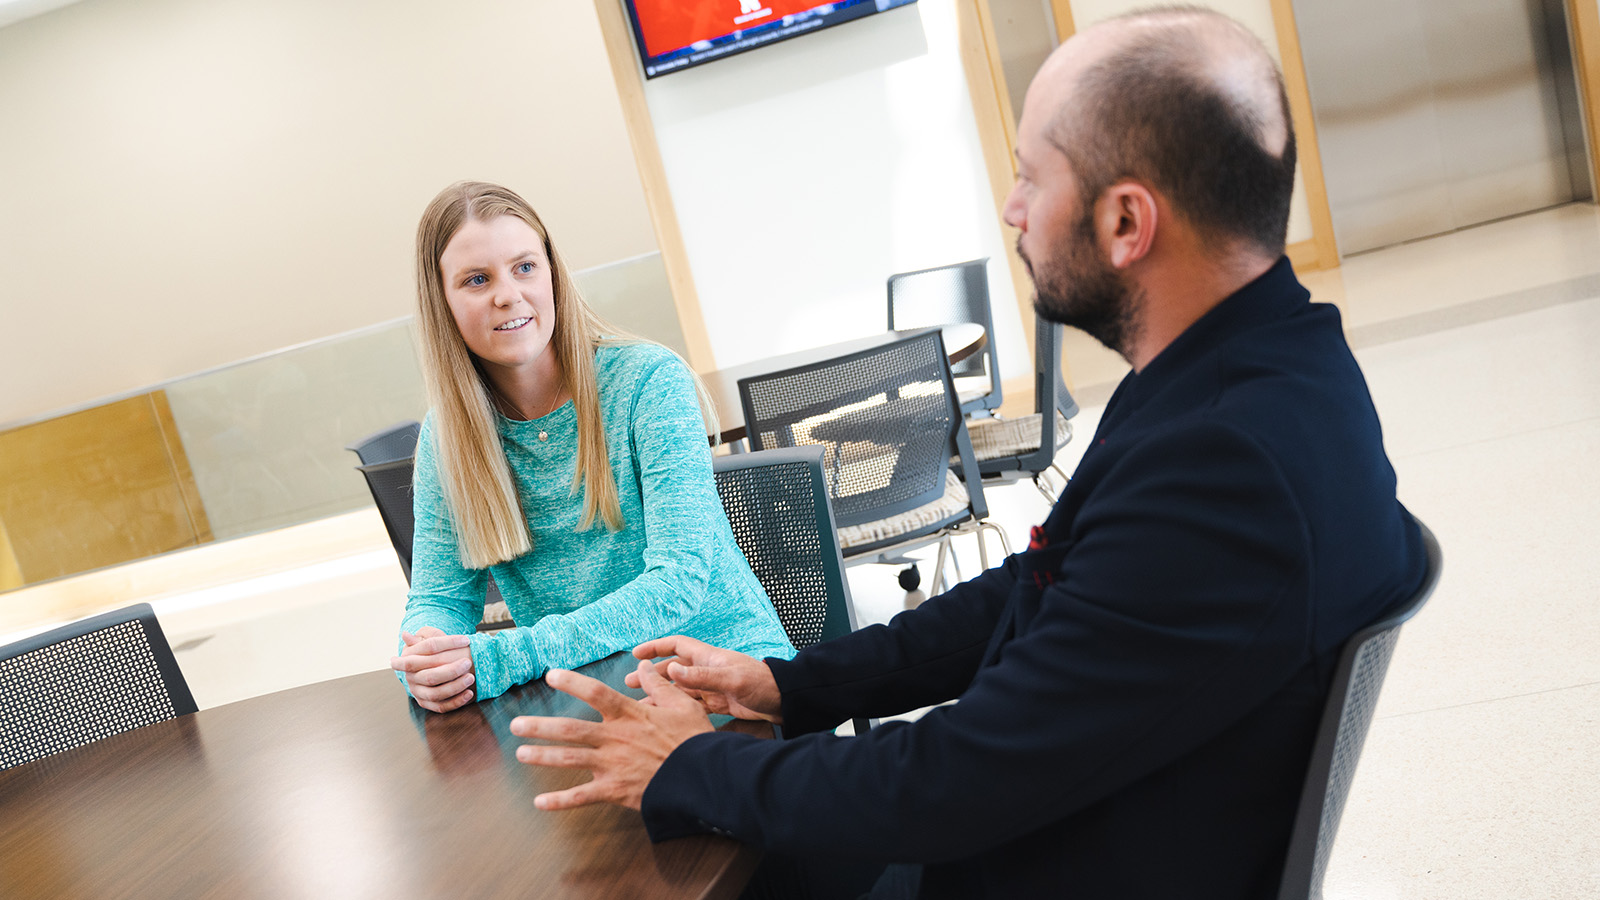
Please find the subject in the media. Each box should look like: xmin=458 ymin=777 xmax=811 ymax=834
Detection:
xmin=665 ymin=661 xmax=744 ymax=695
xmin=623 ymin=657 xmax=678 ymax=689
xmin=636 ymin=659 xmax=696 ymax=709
xmin=509 ymin=715 xmax=603 ymax=745
xmin=533 ymin=781 xmax=612 ymax=811
xmin=636 ymin=656 xmax=713 ymax=711
xmin=544 ymin=669 xmax=635 ymax=719
xmin=515 ymin=743 xmax=599 ymax=769
xmin=633 ymin=635 xmax=706 ymax=662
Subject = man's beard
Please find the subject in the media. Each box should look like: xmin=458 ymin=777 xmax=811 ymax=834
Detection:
xmin=1021 ymin=207 xmax=1142 ymax=358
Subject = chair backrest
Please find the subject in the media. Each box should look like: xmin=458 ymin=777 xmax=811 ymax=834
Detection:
xmin=1039 ymin=319 xmax=1080 ymax=423
xmin=888 ymin=258 xmax=1001 ymax=413
xmin=737 ymin=331 xmax=986 ymax=529
xmin=352 ymin=453 xmax=510 ymax=626
xmin=356 ymin=458 xmax=417 ymax=583
xmin=994 ymin=319 xmax=1082 ymax=476
xmin=1 ymin=603 xmax=197 ymax=770
xmin=1277 ymin=519 xmax=1443 ymax=900
xmin=345 ymin=421 xmax=422 ymax=466
xmin=712 ymin=446 xmax=858 ymax=651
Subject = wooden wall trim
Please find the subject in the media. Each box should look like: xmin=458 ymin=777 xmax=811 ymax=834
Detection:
xmin=591 ymin=0 xmax=718 ymax=371
xmin=957 ymin=0 xmax=1043 ymax=374
xmin=1268 ymin=0 xmax=1340 ymax=271
xmin=1285 ymin=238 xmax=1320 ymax=272
xmin=1049 ymin=0 xmax=1076 ymax=42
xmin=1568 ymin=0 xmax=1600 ymax=198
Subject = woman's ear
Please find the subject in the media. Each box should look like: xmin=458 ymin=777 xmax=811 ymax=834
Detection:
xmin=1096 ymin=181 xmax=1158 ymax=269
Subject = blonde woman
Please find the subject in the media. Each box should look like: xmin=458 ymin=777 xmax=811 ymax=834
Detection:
xmin=389 ymin=181 xmax=794 ymax=713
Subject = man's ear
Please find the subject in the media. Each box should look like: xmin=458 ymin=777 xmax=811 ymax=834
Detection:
xmin=1095 ymin=181 xmax=1158 ymax=269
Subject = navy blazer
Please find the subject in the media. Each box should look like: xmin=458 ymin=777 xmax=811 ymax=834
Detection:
xmin=642 ymin=259 xmax=1427 ymax=899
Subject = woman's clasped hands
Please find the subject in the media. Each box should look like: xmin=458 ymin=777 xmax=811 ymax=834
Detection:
xmin=391 ymin=626 xmax=477 ymax=713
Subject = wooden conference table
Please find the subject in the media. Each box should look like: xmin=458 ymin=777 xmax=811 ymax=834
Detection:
xmin=702 ymin=323 xmax=986 ymax=444
xmin=0 ymin=652 xmax=765 ymax=900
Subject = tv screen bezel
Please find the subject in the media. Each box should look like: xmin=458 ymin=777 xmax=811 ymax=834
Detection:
xmin=622 ymin=0 xmax=919 ymax=80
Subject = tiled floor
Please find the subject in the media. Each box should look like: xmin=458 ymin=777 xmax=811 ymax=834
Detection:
xmin=9 ymin=203 xmax=1600 ymax=897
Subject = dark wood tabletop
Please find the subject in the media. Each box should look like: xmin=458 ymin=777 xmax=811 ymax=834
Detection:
xmin=702 ymin=323 xmax=986 ymax=444
xmin=0 ymin=652 xmax=765 ymax=900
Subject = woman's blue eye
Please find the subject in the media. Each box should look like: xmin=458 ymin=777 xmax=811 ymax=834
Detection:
xmin=517 ymin=261 xmax=535 ymax=274
xmin=466 ymin=273 xmax=487 ymax=287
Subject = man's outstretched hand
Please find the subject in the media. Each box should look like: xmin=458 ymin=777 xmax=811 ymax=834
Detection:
xmin=628 ymin=636 xmax=784 ymax=724
xmin=510 ymin=660 xmax=713 ymax=810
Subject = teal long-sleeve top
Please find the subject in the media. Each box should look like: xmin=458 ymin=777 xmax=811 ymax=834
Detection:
xmin=400 ymin=341 xmax=796 ymax=700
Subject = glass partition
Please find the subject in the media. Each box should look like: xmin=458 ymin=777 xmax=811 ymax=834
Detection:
xmin=0 ymin=252 xmax=686 ymax=593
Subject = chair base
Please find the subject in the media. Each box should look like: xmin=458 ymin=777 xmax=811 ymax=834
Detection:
xmin=845 ymin=518 xmax=1012 ymax=596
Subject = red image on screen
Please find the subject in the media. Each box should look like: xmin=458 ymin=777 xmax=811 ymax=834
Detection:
xmin=631 ymin=0 xmax=825 ymax=57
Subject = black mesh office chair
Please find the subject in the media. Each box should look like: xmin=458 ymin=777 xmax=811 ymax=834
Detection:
xmin=713 ymin=446 xmax=871 ymax=735
xmin=355 ymin=457 xmax=419 ymax=584
xmin=738 ymin=331 xmax=1003 ymax=595
xmin=1 ymin=603 xmax=197 ymax=770
xmin=888 ymin=258 xmax=1001 ymax=414
xmin=346 ymin=420 xmax=422 ymax=466
xmin=962 ymin=318 xmax=1080 ymax=500
xmin=1276 ymin=519 xmax=1443 ymax=900
xmin=346 ymin=424 xmax=511 ymax=631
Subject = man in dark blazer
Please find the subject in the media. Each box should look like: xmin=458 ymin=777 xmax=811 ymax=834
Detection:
xmin=505 ymin=8 xmax=1428 ymax=899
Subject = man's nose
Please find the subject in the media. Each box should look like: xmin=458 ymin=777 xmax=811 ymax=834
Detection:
xmin=1002 ymin=184 xmax=1025 ymax=230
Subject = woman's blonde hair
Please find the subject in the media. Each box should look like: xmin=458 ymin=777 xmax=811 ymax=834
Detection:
xmin=414 ymin=181 xmax=628 ymax=569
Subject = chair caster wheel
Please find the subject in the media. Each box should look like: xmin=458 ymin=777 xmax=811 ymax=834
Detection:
xmin=898 ymin=565 xmax=921 ymax=591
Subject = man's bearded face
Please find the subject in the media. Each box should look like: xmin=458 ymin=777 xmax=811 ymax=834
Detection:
xmin=1021 ymin=191 xmax=1141 ymax=358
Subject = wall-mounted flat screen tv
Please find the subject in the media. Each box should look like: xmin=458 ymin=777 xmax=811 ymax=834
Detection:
xmin=625 ymin=0 xmax=918 ymax=79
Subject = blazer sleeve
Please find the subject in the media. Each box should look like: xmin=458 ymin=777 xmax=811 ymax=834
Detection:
xmin=642 ymin=421 xmax=1313 ymax=860
xmin=767 ymin=560 xmax=1018 ymax=734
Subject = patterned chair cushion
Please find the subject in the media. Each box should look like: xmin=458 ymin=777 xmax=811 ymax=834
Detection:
xmin=837 ymin=471 xmax=969 ymax=549
xmin=480 ymin=599 xmax=513 ymax=627
xmin=964 ymin=413 xmax=1072 ymax=462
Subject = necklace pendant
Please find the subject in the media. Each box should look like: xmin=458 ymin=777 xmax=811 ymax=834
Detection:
xmin=538 ymin=430 xmax=549 ymax=442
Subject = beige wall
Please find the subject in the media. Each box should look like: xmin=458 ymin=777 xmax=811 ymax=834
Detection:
xmin=0 ymin=0 xmax=658 ymax=426
xmin=641 ymin=3 xmax=1031 ymax=388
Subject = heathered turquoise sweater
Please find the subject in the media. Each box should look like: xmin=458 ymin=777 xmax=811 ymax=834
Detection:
xmin=400 ymin=342 xmax=795 ymax=700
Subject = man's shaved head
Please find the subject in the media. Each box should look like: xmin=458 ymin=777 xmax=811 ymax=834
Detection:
xmin=1044 ymin=6 xmax=1297 ymax=253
